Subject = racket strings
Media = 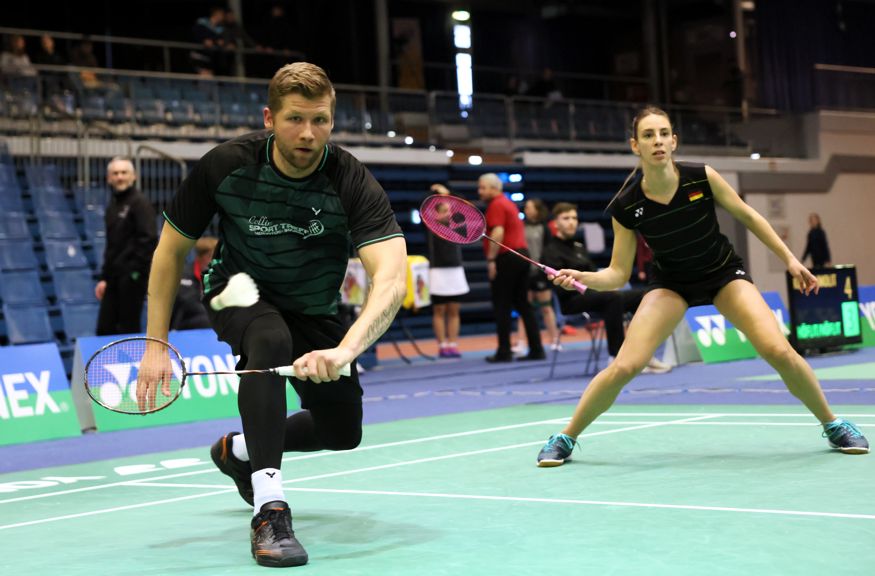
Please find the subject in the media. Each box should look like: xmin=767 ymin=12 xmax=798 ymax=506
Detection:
xmin=85 ymin=338 xmax=184 ymax=413
xmin=420 ymin=195 xmax=486 ymax=244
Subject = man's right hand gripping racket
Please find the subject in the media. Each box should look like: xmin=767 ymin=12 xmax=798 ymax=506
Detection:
xmin=419 ymin=194 xmax=588 ymax=293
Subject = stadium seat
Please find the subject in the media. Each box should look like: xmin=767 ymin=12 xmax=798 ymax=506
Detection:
xmin=82 ymin=208 xmax=106 ymax=239
xmin=53 ymin=268 xmax=95 ymax=303
xmin=32 ymin=187 xmax=72 ymax=214
xmin=0 ymin=240 xmax=39 ymax=271
xmin=0 ymin=269 xmax=46 ymax=305
xmin=0 ymin=212 xmax=31 ymax=240
xmin=43 ymin=239 xmax=90 ymax=271
xmin=0 ymin=184 xmax=25 ymax=212
xmin=2 ymin=303 xmax=55 ymax=344
xmin=59 ymin=301 xmax=99 ymax=339
xmin=36 ymin=211 xmax=78 ymax=240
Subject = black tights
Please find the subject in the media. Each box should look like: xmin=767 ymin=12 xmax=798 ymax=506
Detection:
xmin=236 ymin=316 xmax=363 ymax=471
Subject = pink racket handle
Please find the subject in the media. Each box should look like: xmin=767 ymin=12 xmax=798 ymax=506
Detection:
xmin=542 ymin=265 xmax=588 ymax=294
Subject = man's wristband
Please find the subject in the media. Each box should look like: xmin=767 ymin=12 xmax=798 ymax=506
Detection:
xmin=487 ymin=258 xmax=496 ymax=262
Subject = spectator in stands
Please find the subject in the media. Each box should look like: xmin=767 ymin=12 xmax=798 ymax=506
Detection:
xmin=69 ymin=37 xmax=118 ymax=95
xmin=170 ymin=236 xmax=218 ymax=330
xmin=221 ymin=10 xmax=262 ymax=76
xmin=190 ymin=6 xmax=228 ymax=76
xmin=543 ymin=202 xmax=670 ymax=372
xmin=801 ymin=212 xmax=831 ymax=268
xmin=0 ymin=34 xmax=37 ymax=77
xmin=527 ymin=67 xmax=562 ymax=101
xmin=426 ymin=184 xmax=470 ymax=358
xmin=478 ymin=173 xmax=545 ymax=362
xmin=94 ymin=157 xmax=157 ymax=335
xmin=536 ymin=106 xmax=868 ymax=467
xmin=513 ymin=198 xmax=558 ymax=354
xmin=32 ymin=34 xmax=64 ymax=66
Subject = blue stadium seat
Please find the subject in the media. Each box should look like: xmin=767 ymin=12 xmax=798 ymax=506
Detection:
xmin=83 ymin=207 xmax=106 ymax=239
xmin=0 ymin=240 xmax=39 ymax=271
xmin=73 ymin=185 xmax=108 ymax=212
xmin=43 ymin=239 xmax=90 ymax=271
xmin=0 ymin=185 xmax=25 ymax=212
xmin=59 ymin=301 xmax=99 ymax=340
xmin=0 ymin=212 xmax=31 ymax=240
xmin=0 ymin=269 xmax=46 ymax=305
xmin=2 ymin=303 xmax=54 ymax=344
xmin=32 ymin=187 xmax=72 ymax=214
xmin=24 ymin=164 xmax=63 ymax=191
xmin=90 ymin=237 xmax=106 ymax=269
xmin=36 ymin=210 xmax=78 ymax=240
xmin=52 ymin=268 xmax=95 ymax=303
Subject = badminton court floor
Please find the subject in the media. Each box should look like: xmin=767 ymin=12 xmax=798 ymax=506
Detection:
xmin=1 ymin=404 xmax=873 ymax=575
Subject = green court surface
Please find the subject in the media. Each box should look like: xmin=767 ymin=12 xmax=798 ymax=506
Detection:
xmin=1 ymin=404 xmax=873 ymax=575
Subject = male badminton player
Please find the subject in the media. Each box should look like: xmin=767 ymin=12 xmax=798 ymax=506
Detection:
xmin=537 ymin=106 xmax=868 ymax=467
xmin=138 ymin=62 xmax=407 ymax=567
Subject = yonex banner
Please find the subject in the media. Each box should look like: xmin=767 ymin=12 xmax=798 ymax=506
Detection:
xmin=854 ymin=285 xmax=875 ymax=348
xmin=683 ymin=291 xmax=790 ymax=364
xmin=0 ymin=343 xmax=81 ymax=446
xmin=71 ymin=329 xmax=301 ymax=432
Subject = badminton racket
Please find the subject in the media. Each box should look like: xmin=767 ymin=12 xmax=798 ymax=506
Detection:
xmin=420 ymin=194 xmax=587 ymax=293
xmin=84 ymin=336 xmax=352 ymax=415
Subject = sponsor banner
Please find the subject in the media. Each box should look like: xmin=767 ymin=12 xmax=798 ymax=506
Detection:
xmin=684 ymin=291 xmax=790 ymax=364
xmin=0 ymin=343 xmax=81 ymax=446
xmin=403 ymin=255 xmax=431 ymax=310
xmin=853 ymin=285 xmax=875 ymax=348
xmin=342 ymin=258 xmax=368 ymax=305
xmin=73 ymin=329 xmax=300 ymax=432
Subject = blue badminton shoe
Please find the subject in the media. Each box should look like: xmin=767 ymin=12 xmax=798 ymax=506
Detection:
xmin=823 ymin=419 xmax=869 ymax=454
xmin=537 ymin=433 xmax=577 ymax=467
xmin=210 ymin=432 xmax=254 ymax=505
xmin=251 ymin=501 xmax=309 ymax=567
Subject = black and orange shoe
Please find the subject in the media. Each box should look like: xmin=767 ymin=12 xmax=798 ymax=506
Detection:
xmin=210 ymin=432 xmax=254 ymax=505
xmin=251 ymin=501 xmax=309 ymax=567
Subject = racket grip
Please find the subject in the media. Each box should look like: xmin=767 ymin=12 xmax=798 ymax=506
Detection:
xmin=274 ymin=364 xmax=352 ymax=378
xmin=543 ymin=266 xmax=588 ymax=294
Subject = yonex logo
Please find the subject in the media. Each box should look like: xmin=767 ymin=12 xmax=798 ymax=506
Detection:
xmin=634 ymin=207 xmax=644 ymax=218
xmin=266 ymin=472 xmax=276 ymax=478
xmin=311 ymin=207 xmax=322 ymax=216
xmin=735 ymin=270 xmax=745 ymax=276
xmin=0 ymin=370 xmax=61 ymax=419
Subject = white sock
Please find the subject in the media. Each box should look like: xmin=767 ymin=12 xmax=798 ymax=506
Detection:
xmin=231 ymin=434 xmax=249 ymax=462
xmin=251 ymin=468 xmax=284 ymax=514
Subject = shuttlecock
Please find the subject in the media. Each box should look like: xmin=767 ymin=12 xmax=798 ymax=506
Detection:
xmin=210 ymin=273 xmax=260 ymax=311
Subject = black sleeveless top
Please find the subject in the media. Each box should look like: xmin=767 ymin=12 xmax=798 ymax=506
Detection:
xmin=609 ymin=162 xmax=739 ymax=284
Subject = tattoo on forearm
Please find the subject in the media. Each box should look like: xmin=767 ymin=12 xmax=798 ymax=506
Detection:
xmin=363 ymin=285 xmax=405 ymax=348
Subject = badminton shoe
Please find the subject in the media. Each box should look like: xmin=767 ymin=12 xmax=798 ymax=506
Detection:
xmin=537 ymin=433 xmax=577 ymax=467
xmin=210 ymin=432 xmax=254 ymax=505
xmin=642 ymin=357 xmax=672 ymax=374
xmin=823 ymin=419 xmax=869 ymax=454
xmin=251 ymin=501 xmax=309 ymax=567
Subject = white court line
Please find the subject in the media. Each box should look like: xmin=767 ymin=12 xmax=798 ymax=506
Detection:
xmin=282 ymin=487 xmax=875 ymax=521
xmin=601 ymin=412 xmax=875 ymax=418
xmin=0 ymin=416 xmax=570 ymax=505
xmin=0 ymin=415 xmax=713 ymax=530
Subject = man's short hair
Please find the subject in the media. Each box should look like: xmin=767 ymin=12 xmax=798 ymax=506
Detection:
xmin=478 ymin=173 xmax=502 ymax=191
xmin=552 ymin=202 xmax=577 ymax=217
xmin=107 ymin=156 xmax=135 ymax=173
xmin=268 ymin=62 xmax=336 ymax=117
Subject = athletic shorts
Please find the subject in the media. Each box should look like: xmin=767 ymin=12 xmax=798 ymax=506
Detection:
xmin=527 ymin=271 xmax=550 ymax=292
xmin=648 ymin=257 xmax=754 ymax=307
xmin=431 ymin=294 xmax=462 ymax=305
xmin=205 ymin=297 xmax=362 ymax=408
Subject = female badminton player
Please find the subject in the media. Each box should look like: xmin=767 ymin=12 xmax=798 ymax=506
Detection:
xmin=537 ymin=106 xmax=868 ymax=467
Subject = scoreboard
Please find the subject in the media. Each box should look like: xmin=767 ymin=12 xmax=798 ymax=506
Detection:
xmin=785 ymin=265 xmax=862 ymax=352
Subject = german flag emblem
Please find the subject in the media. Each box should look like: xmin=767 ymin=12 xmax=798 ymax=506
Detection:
xmin=688 ymin=190 xmax=704 ymax=202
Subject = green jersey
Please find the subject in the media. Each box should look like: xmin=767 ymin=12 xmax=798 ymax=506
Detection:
xmin=164 ymin=131 xmax=403 ymax=315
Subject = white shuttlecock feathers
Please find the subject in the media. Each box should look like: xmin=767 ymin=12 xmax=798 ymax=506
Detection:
xmin=210 ymin=272 xmax=260 ymax=310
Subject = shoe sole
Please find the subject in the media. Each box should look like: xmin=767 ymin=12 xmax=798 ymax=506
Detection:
xmin=831 ymin=445 xmax=870 ymax=454
xmin=537 ymin=458 xmax=569 ymax=467
xmin=253 ymin=549 xmax=309 ymax=567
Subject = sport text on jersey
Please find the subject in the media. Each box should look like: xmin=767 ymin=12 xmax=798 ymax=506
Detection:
xmin=248 ymin=216 xmax=325 ymax=238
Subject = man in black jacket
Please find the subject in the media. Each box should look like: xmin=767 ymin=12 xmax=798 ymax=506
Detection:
xmin=94 ymin=157 xmax=158 ymax=335
xmin=543 ymin=202 xmax=671 ymax=373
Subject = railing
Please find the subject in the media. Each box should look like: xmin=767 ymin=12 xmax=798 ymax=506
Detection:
xmin=813 ymin=63 xmax=875 ymax=111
